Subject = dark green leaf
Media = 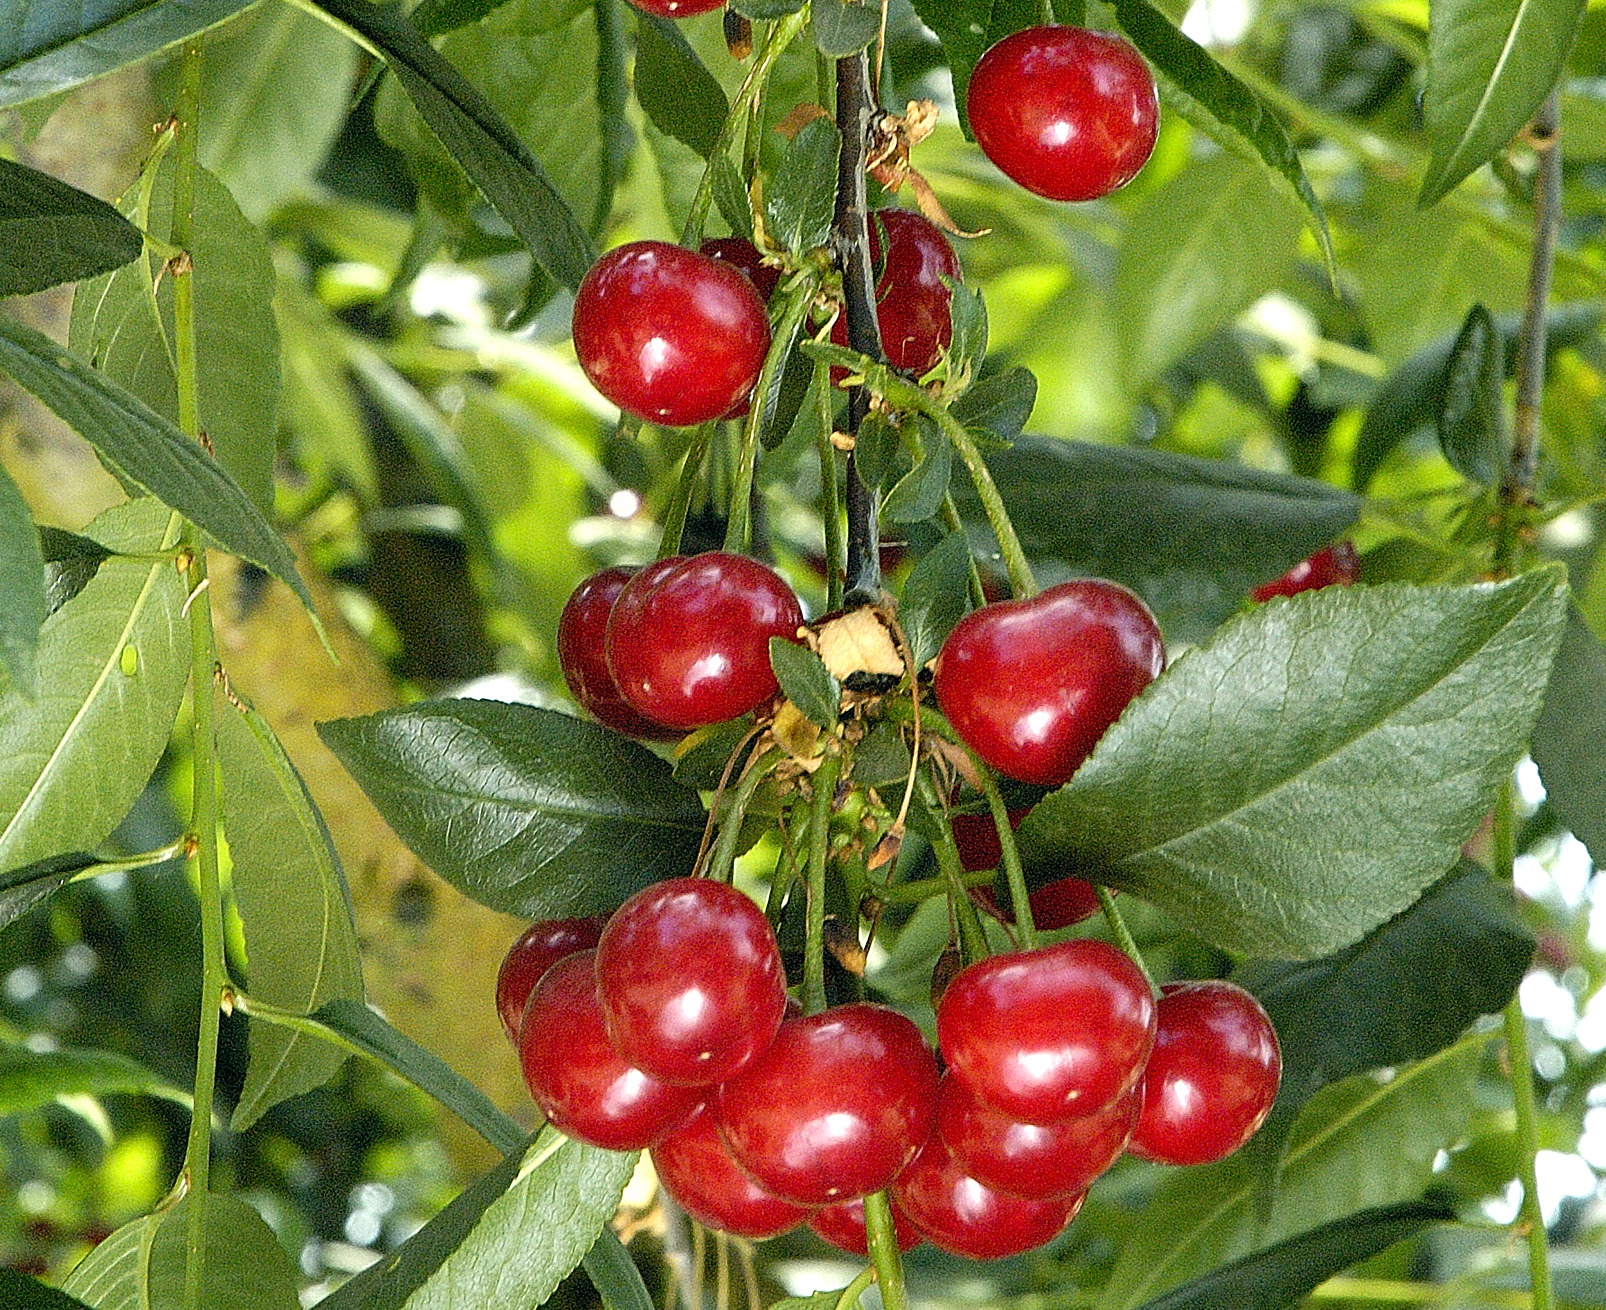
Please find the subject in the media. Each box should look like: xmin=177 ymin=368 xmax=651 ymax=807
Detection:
xmin=0 ymin=1269 xmax=95 ymax=1310
xmin=882 ymin=422 xmax=951 ymax=524
xmin=960 ymin=435 xmax=1361 ymax=642
xmin=771 ymin=638 xmax=841 ymax=731
xmin=411 ymin=0 xmax=519 ymax=37
xmin=1419 ymin=0 xmax=1586 ymax=206
xmin=595 ymin=0 xmax=634 ymax=213
xmin=950 ymin=366 xmax=1036 ymax=443
xmin=852 ymin=720 xmax=913 ymax=789
xmin=0 ymin=1045 xmax=187 ymax=1115
xmin=1110 ymin=0 xmax=1335 ymax=277
xmin=147 ymin=1196 xmax=299 ymax=1310
xmin=711 ymin=152 xmax=755 ymax=236
xmin=1437 ymin=304 xmax=1507 ymax=485
xmin=1019 ymin=571 xmax=1568 ymax=959
xmin=0 ymin=0 xmax=254 ymax=108
xmin=0 ymin=159 xmax=142 ymax=296
xmin=310 ymin=0 xmax=596 ymax=292
xmin=0 ymin=314 xmax=313 ymax=612
xmin=672 ymin=719 xmax=761 ymax=792
xmin=769 ymin=1293 xmax=853 ymax=1310
xmin=1532 ymin=606 xmax=1606 ymax=863
xmin=317 ymin=699 xmax=706 ymax=919
xmin=0 ymin=851 xmax=99 ymax=934
xmin=944 ymin=280 xmax=987 ymax=383
xmin=1132 ymin=1198 xmax=1456 ymax=1310
xmin=730 ymin=0 xmax=805 ymax=17
xmin=38 ymin=527 xmax=112 ymax=619
xmin=582 ymin=1230 xmax=655 ymax=1310
xmin=853 ymin=411 xmax=898 ymax=491
xmin=898 ymin=530 xmax=974 ymax=669
xmin=635 ymin=15 xmax=730 ymax=160
xmin=0 ymin=463 xmax=42 ymax=695
xmin=811 ymin=0 xmax=881 ymax=56
xmin=765 ymin=117 xmax=841 ymax=256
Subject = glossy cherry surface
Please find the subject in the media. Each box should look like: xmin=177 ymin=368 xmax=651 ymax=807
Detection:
xmin=627 ymin=0 xmax=725 ymax=14
xmin=933 ymin=578 xmax=1164 ymax=787
xmin=596 ymin=877 xmax=787 ymax=1086
xmin=518 ymin=951 xmax=700 ymax=1151
xmin=558 ymin=568 xmax=680 ymax=739
xmin=651 ymin=1103 xmax=814 ymax=1239
xmin=937 ymin=938 xmax=1156 ymax=1123
xmin=975 ymin=877 xmax=1104 ymax=931
xmin=606 ymin=552 xmax=804 ymax=730
xmin=716 ymin=1003 xmax=940 ymax=1205
xmin=892 ymin=1133 xmax=1085 ymax=1260
xmin=495 ymin=915 xmax=606 ymax=1043
xmin=831 ymin=208 xmax=962 ymax=376
xmin=699 ymin=236 xmax=781 ymax=303
xmin=572 ymin=241 xmax=770 ymax=427
xmin=1128 ymin=981 xmax=1282 ymax=1166
xmin=967 ymin=26 xmax=1159 ymax=202
xmin=808 ymin=1194 xmax=923 ymax=1256
xmin=1251 ymin=542 xmax=1360 ymax=601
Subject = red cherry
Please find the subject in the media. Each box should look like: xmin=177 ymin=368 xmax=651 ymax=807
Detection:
xmin=974 ymin=877 xmax=1106 ymax=932
xmin=830 ymin=209 xmax=963 ymax=376
xmin=572 ymin=241 xmax=770 ymax=427
xmin=1128 ymin=981 xmax=1282 ymax=1166
xmin=699 ymin=237 xmax=781 ymax=303
xmin=495 ymin=916 xmax=607 ymax=1043
xmin=892 ymin=1133 xmax=1085 ymax=1260
xmin=627 ymin=0 xmax=724 ymax=14
xmin=717 ymin=1004 xmax=940 ymax=1204
xmin=808 ymin=1195 xmax=923 ymax=1256
xmin=967 ymin=26 xmax=1159 ymax=203
xmin=937 ymin=1073 xmax=1140 ymax=1200
xmin=652 ymin=1103 xmax=814 ymax=1239
xmin=951 ymin=806 xmax=1029 ymax=873
xmin=1251 ymin=542 xmax=1361 ymax=601
xmin=606 ymin=552 xmax=804 ymax=730
xmin=558 ymin=568 xmax=681 ymax=739
xmin=933 ymin=579 xmax=1164 ymax=787
xmin=518 ymin=952 xmax=701 ymax=1151
xmin=596 ymin=877 xmax=788 ymax=1086
xmin=937 ymin=938 xmax=1156 ymax=1123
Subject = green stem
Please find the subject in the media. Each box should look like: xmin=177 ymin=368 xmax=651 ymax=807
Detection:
xmin=861 ymin=1190 xmax=911 ymax=1310
xmin=657 ymin=426 xmax=714 ymax=560
xmin=705 ymin=746 xmax=787 ymax=884
xmin=831 ymin=1264 xmax=878 ymax=1310
xmin=1097 ymin=887 xmax=1155 ymax=993
xmin=939 ymin=495 xmax=988 ymax=609
xmin=916 ymin=771 xmax=989 ymax=963
xmin=871 ymin=869 xmax=997 ymax=904
xmin=804 ymin=751 xmax=843 ymax=1014
xmin=816 ymin=362 xmax=845 ymax=613
xmin=64 ymin=839 xmax=189 ymax=884
xmin=983 ymin=775 xmax=1036 ymax=950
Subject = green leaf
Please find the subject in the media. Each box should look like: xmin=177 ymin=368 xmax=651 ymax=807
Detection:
xmin=0 ymin=0 xmax=255 ymax=108
xmin=147 ymin=1196 xmax=300 ymax=1310
xmin=72 ymin=155 xmax=280 ymax=515
xmin=1019 ymin=571 xmax=1568 ymax=959
xmin=765 ymin=116 xmax=841 ymax=256
xmin=961 ymin=435 xmax=1361 ymax=643
xmin=317 ymin=699 xmax=707 ymax=919
xmin=0 ymin=159 xmax=142 ymax=296
xmin=1110 ymin=0 xmax=1335 ymax=278
xmin=39 ymin=526 xmax=114 ymax=618
xmin=1419 ymin=0 xmax=1586 ymax=206
xmin=311 ymin=0 xmax=596 ymax=292
xmin=0 ymin=1044 xmax=187 ymax=1115
xmin=0 ymin=1269 xmax=95 ymax=1310
xmin=730 ymin=0 xmax=805 ymax=17
xmin=0 ymin=499 xmax=188 ymax=881
xmin=898 ymin=530 xmax=974 ymax=670
xmin=811 ymin=0 xmax=881 ymax=56
xmin=1115 ymin=152 xmax=1303 ymax=389
xmin=770 ymin=638 xmax=841 ymax=731
xmin=0 ymin=463 xmax=43 ymax=696
xmin=950 ymin=366 xmax=1036 ymax=444
xmin=711 ymin=151 xmax=755 ymax=236
xmin=635 ymin=15 xmax=730 ymax=160
xmin=1437 ymin=304 xmax=1508 ymax=485
xmin=943 ymin=280 xmax=988 ymax=384
xmin=220 ymin=697 xmax=365 ymax=1131
xmin=882 ymin=422 xmax=952 ymax=524
xmin=0 ymin=314 xmax=313 ymax=613
xmin=0 ymin=852 xmax=102 ymax=934
xmin=581 ymin=1229 xmax=655 ymax=1310
xmin=1532 ymin=606 xmax=1606 ymax=863
xmin=1130 ymin=1198 xmax=1457 ymax=1310
xmin=60 ymin=1210 xmax=162 ymax=1310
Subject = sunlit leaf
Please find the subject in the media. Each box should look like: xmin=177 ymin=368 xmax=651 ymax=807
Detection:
xmin=766 ymin=117 xmax=841 ymax=256
xmin=60 ymin=1210 xmax=162 ymax=1310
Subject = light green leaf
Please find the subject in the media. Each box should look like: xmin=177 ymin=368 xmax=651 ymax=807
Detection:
xmin=147 ymin=1196 xmax=300 ymax=1310
xmin=221 ymin=696 xmax=365 ymax=1131
xmin=1420 ymin=0 xmax=1586 ymax=206
xmin=60 ymin=1210 xmax=162 ymax=1310
xmin=770 ymin=638 xmax=841 ymax=731
xmin=0 ymin=462 xmax=43 ymax=696
xmin=811 ymin=0 xmax=881 ymax=56
xmin=1019 ymin=570 xmax=1569 ymax=958
xmin=0 ymin=1044 xmax=187 ymax=1115
xmin=0 ymin=158 xmax=142 ymax=296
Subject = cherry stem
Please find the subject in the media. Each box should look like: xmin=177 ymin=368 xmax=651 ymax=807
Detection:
xmin=939 ymin=494 xmax=988 ymax=609
xmin=705 ymin=746 xmax=788 ymax=884
xmin=805 ymin=750 xmax=844 ymax=1014
xmin=815 ymin=360 xmax=846 ymax=612
xmin=1096 ymin=887 xmax=1156 ymax=993
xmin=862 ymin=1190 xmax=911 ymax=1310
xmin=832 ymin=1264 xmax=878 ymax=1310
xmin=917 ymin=771 xmax=990 ymax=963
xmin=981 ymin=774 xmax=1038 ymax=951
xmin=657 ymin=425 xmax=714 ymax=560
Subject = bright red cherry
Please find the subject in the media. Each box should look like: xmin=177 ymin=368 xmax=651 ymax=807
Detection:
xmin=572 ymin=241 xmax=770 ymax=427
xmin=651 ymin=1103 xmax=814 ymax=1239
xmin=627 ymin=0 xmax=724 ymax=14
xmin=699 ymin=237 xmax=781 ymax=303
xmin=831 ymin=208 xmax=963 ymax=376
xmin=808 ymin=1195 xmax=923 ymax=1256
xmin=495 ymin=916 xmax=606 ymax=1043
xmin=933 ymin=579 xmax=1164 ymax=787
xmin=558 ymin=568 xmax=681 ymax=739
xmin=717 ymin=1004 xmax=940 ymax=1205
xmin=937 ymin=938 xmax=1156 ymax=1123
xmin=606 ymin=552 xmax=804 ymax=730
xmin=518 ymin=951 xmax=701 ymax=1151
xmin=1128 ymin=981 xmax=1281 ymax=1166
xmin=938 ymin=1073 xmax=1140 ymax=1200
xmin=892 ymin=1133 xmax=1085 ymax=1260
xmin=967 ymin=26 xmax=1159 ymax=203
xmin=1251 ymin=542 xmax=1360 ymax=601
xmin=596 ymin=877 xmax=787 ymax=1086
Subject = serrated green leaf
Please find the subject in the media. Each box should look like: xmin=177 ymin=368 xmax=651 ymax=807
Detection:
xmin=317 ymin=699 xmax=707 ymax=919
xmin=899 ymin=531 xmax=973 ymax=670
xmin=0 ymin=0 xmax=254 ymax=108
xmin=1532 ymin=606 xmax=1606 ymax=864
xmin=1019 ymin=571 xmax=1568 ymax=959
xmin=60 ymin=1210 xmax=161 ymax=1310
xmin=1419 ymin=0 xmax=1585 ymax=206
xmin=811 ymin=0 xmax=880 ymax=56
xmin=0 ymin=159 xmax=142 ymax=296
xmin=635 ymin=15 xmax=730 ymax=160
xmin=958 ymin=435 xmax=1361 ymax=643
xmin=882 ymin=422 xmax=951 ymax=524
xmin=0 ymin=1269 xmax=96 ymax=1310
xmin=220 ymin=697 xmax=364 ymax=1131
xmin=1438 ymin=304 xmax=1508 ymax=485
xmin=771 ymin=638 xmax=841 ymax=730
xmin=711 ymin=152 xmax=755 ymax=237
xmin=765 ymin=116 xmax=841 ymax=256
xmin=944 ymin=280 xmax=987 ymax=383
xmin=1115 ymin=152 xmax=1303 ymax=389
xmin=147 ymin=1196 xmax=299 ymax=1310
xmin=950 ymin=366 xmax=1036 ymax=443
xmin=0 ymin=1044 xmax=187 ymax=1115
xmin=0 ymin=314 xmax=313 ymax=613
xmin=0 ymin=463 xmax=43 ymax=696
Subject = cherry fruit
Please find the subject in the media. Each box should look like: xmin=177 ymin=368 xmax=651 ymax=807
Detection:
xmin=967 ymin=26 xmax=1159 ymax=203
xmin=933 ymin=579 xmax=1164 ymax=787
xmin=831 ymin=208 xmax=962 ymax=376
xmin=808 ymin=1195 xmax=923 ymax=1256
xmin=699 ymin=236 xmax=780 ymax=303
xmin=558 ymin=568 xmax=680 ymax=739
xmin=651 ymin=1103 xmax=814 ymax=1239
xmin=1251 ymin=542 xmax=1360 ymax=601
xmin=572 ymin=240 xmax=770 ymax=427
xmin=627 ymin=0 xmax=724 ymax=15
xmin=975 ymin=877 xmax=1104 ymax=931
xmin=495 ymin=915 xmax=606 ymax=1043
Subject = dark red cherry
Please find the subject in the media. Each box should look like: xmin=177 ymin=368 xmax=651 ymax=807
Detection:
xmin=627 ymin=0 xmax=724 ymax=14
xmin=651 ymin=1103 xmax=814 ymax=1239
xmin=558 ymin=568 xmax=681 ymax=738
xmin=973 ymin=876 xmax=1106 ymax=932
xmin=830 ymin=209 xmax=962 ymax=377
xmin=808 ymin=1194 xmax=923 ymax=1256
xmin=495 ymin=916 xmax=607 ymax=1043
xmin=699 ymin=237 xmax=781 ymax=303
xmin=1251 ymin=542 xmax=1360 ymax=601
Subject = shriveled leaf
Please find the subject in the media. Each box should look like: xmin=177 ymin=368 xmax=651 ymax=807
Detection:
xmin=317 ymin=700 xmax=706 ymax=919
xmin=0 ymin=1045 xmax=187 ymax=1115
xmin=1437 ymin=304 xmax=1507 ymax=485
xmin=0 ymin=1269 xmax=96 ymax=1310
xmin=0 ymin=158 xmax=142 ymax=296
xmin=1532 ymin=606 xmax=1606 ymax=864
xmin=147 ymin=1196 xmax=299 ymax=1310
xmin=899 ymin=531 xmax=974 ymax=669
xmin=0 ymin=462 xmax=43 ymax=695
xmin=811 ymin=0 xmax=880 ymax=56
xmin=765 ymin=116 xmax=841 ymax=256
xmin=771 ymin=638 xmax=841 ymax=731
xmin=60 ymin=1210 xmax=162 ymax=1310
xmin=951 ymin=366 xmax=1036 ymax=444
xmin=1019 ymin=571 xmax=1568 ymax=959
xmin=635 ymin=15 xmax=729 ymax=160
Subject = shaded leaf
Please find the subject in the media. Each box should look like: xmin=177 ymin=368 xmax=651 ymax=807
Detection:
xmin=60 ymin=1210 xmax=162 ymax=1310
xmin=317 ymin=699 xmax=706 ymax=920
xmin=0 ymin=851 xmax=101 ymax=934
xmin=811 ymin=0 xmax=881 ymax=57
xmin=0 ymin=463 xmax=43 ymax=695
xmin=1437 ymin=304 xmax=1507 ymax=485
xmin=410 ymin=0 xmax=520 ymax=36
xmin=883 ymin=422 xmax=952 ymax=524
xmin=951 ymin=366 xmax=1035 ymax=444
xmin=1532 ymin=606 xmax=1606 ymax=863
xmin=0 ymin=158 xmax=142 ymax=296
xmin=711 ymin=152 xmax=755 ymax=237
xmin=635 ymin=15 xmax=730 ymax=160
xmin=581 ymin=1229 xmax=656 ymax=1310
xmin=0 ymin=1044 xmax=187 ymax=1115
xmin=1019 ymin=571 xmax=1568 ymax=959
xmin=771 ymin=638 xmax=841 ymax=731
xmin=899 ymin=531 xmax=974 ymax=670
xmin=944 ymin=281 xmax=987 ymax=384
xmin=765 ymin=117 xmax=841 ymax=256
xmin=147 ymin=1196 xmax=299 ymax=1310
xmin=0 ymin=1269 xmax=96 ymax=1310
xmin=38 ymin=527 xmax=113 ymax=619
xmin=731 ymin=0 xmax=806 ymax=17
